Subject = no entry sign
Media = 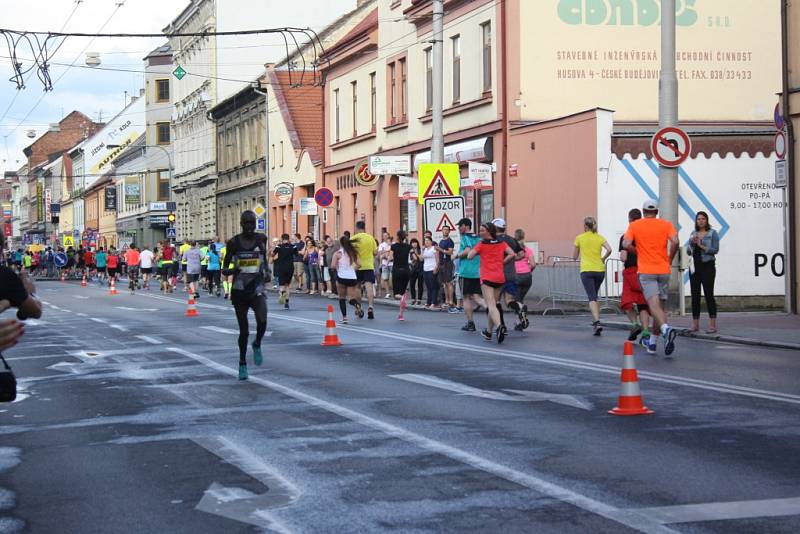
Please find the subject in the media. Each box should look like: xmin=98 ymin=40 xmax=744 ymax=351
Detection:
xmin=314 ymin=187 xmax=334 ymax=208
xmin=651 ymin=127 xmax=692 ymax=168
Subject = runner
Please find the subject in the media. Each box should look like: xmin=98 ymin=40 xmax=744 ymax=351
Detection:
xmin=513 ymin=229 xmax=536 ymax=330
xmin=291 ymin=234 xmax=305 ymax=292
xmin=159 ymin=241 xmax=175 ymax=293
xmin=272 ymin=234 xmax=295 ymax=309
xmin=83 ymin=247 xmax=94 ymax=281
xmin=200 ymin=242 xmax=210 ymax=292
xmin=219 ymin=242 xmax=231 ymax=299
xmin=351 ymin=220 xmax=378 ymax=319
xmin=331 ymin=235 xmax=363 ymax=323
xmin=573 ymin=216 xmax=612 ymax=336
xmin=390 ymin=230 xmax=412 ymax=319
xmin=184 ymin=241 xmax=202 ymax=299
xmin=125 ymin=245 xmax=141 ymax=294
xmin=222 ymin=211 xmax=270 ymax=380
xmin=179 ymin=238 xmax=191 ymax=291
xmin=468 ymin=222 xmax=515 ymax=344
xmin=206 ymin=244 xmax=222 ymax=297
xmin=140 ymin=245 xmax=154 ymax=290
xmin=618 ymin=209 xmax=652 ymax=349
xmin=455 ymin=218 xmax=487 ymax=332
xmin=95 ymin=247 xmax=108 ymax=285
xmin=622 ymin=200 xmax=680 ymax=357
xmin=491 ymin=219 xmax=529 ymax=331
xmin=377 ymin=233 xmax=392 ymax=299
xmin=106 ymin=246 xmax=120 ymax=286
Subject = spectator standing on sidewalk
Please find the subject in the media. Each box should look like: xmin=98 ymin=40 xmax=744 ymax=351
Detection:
xmin=409 ymin=238 xmax=424 ymax=306
xmin=686 ymin=211 xmax=719 ymax=334
xmin=436 ymin=226 xmax=457 ymax=312
xmin=619 ymin=209 xmax=652 ymax=347
xmin=324 ymin=235 xmax=340 ymax=297
xmin=291 ymin=234 xmax=305 ymax=293
xmin=421 ymin=236 xmax=439 ymax=309
xmin=377 ymin=233 xmax=393 ymax=299
xmin=304 ymin=239 xmax=322 ymax=295
xmin=574 ymin=216 xmax=612 ymax=336
xmin=622 ymin=200 xmax=680 ymax=357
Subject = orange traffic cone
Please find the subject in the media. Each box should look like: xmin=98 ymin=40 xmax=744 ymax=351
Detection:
xmin=185 ymin=296 xmax=199 ymax=317
xmin=81 ymin=274 xmax=87 ymax=287
xmin=321 ymin=304 xmax=342 ymax=346
xmin=609 ymin=341 xmax=653 ymax=416
xmin=109 ymin=278 xmax=118 ymax=295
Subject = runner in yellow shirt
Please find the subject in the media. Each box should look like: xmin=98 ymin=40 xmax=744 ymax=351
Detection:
xmin=350 ymin=220 xmax=378 ymax=319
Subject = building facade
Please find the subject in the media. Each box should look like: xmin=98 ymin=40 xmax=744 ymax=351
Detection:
xmin=787 ymin=0 xmax=800 ymax=310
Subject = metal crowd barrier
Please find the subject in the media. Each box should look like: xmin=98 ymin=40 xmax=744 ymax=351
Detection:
xmin=535 ymin=256 xmax=623 ymax=315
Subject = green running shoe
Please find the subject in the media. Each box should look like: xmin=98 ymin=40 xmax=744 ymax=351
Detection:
xmin=252 ymin=344 xmax=263 ymax=366
xmin=238 ymin=364 xmax=248 ymax=380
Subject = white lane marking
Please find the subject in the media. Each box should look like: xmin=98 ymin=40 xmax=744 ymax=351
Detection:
xmin=5 ymin=354 xmax=79 ymax=362
xmin=166 ymin=347 xmax=677 ymax=534
xmin=135 ymin=292 xmax=800 ymax=406
xmin=76 ymin=313 xmax=88 ymax=317
xmin=21 ymin=319 xmax=46 ymax=326
xmin=628 ymin=496 xmax=800 ymax=525
xmin=201 ymin=326 xmax=239 ymax=335
xmin=109 ymin=324 xmax=129 ymax=332
xmin=277 ymin=314 xmax=800 ymax=406
xmin=391 ymin=373 xmax=591 ymax=410
xmin=115 ymin=306 xmax=158 ymax=312
xmin=74 ymin=296 xmax=89 ymax=300
xmin=90 ymin=318 xmax=108 ymax=324
xmin=136 ymin=335 xmax=163 ymax=345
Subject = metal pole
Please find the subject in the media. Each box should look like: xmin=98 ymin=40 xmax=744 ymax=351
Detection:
xmin=659 ymin=0 xmax=680 ymax=311
xmin=254 ymin=84 xmax=270 ymax=239
xmin=431 ymin=0 xmax=444 ymax=164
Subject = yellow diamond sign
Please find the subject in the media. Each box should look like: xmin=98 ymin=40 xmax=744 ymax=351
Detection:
xmin=418 ymin=163 xmax=460 ymax=204
xmin=253 ymin=204 xmax=266 ymax=218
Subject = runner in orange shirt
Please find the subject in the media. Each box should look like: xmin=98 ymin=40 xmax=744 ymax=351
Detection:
xmin=124 ymin=246 xmax=141 ymax=294
xmin=622 ymin=200 xmax=680 ymax=357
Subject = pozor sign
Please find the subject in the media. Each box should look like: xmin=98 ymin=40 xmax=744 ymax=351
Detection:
xmin=557 ymin=0 xmax=699 ymax=26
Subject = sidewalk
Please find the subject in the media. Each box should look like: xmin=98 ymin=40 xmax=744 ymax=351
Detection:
xmin=268 ymin=288 xmax=800 ymax=351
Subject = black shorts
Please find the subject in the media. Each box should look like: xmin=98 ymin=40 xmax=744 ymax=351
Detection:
xmin=161 ymin=263 xmax=173 ymax=278
xmin=461 ymin=277 xmax=481 ymax=296
xmin=338 ymin=278 xmax=358 ymax=287
xmin=187 ymin=273 xmax=200 ymax=282
xmin=107 ymin=267 xmax=117 ymax=277
xmin=482 ymin=280 xmax=504 ymax=289
xmin=438 ymin=261 xmax=454 ymax=284
xmin=172 ymin=263 xmax=180 ymax=276
xmin=201 ymin=265 xmax=208 ymax=276
xmin=181 ymin=263 xmax=188 ymax=272
xmin=276 ymin=269 xmax=293 ymax=286
xmin=356 ymin=269 xmax=376 ymax=284
xmin=141 ymin=267 xmax=152 ymax=274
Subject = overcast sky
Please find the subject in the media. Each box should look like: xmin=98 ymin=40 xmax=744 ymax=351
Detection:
xmin=0 ymin=0 xmax=355 ymax=175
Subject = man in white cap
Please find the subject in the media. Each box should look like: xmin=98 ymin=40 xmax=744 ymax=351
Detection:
xmin=491 ymin=218 xmax=529 ymax=331
xmin=622 ymin=199 xmax=680 ymax=357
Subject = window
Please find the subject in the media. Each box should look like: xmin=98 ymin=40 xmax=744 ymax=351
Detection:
xmin=399 ymin=58 xmax=407 ymax=120
xmin=369 ymin=72 xmax=376 ymax=132
xmin=157 ymin=170 xmax=170 ymax=201
xmin=156 ymin=122 xmax=170 ymax=144
xmin=156 ymin=79 xmax=170 ymax=102
xmin=425 ymin=48 xmax=433 ymax=111
xmin=333 ymin=89 xmax=340 ymax=142
xmin=400 ymin=198 xmax=409 ymax=232
xmin=481 ymin=22 xmax=492 ymax=92
xmin=451 ymin=35 xmax=461 ymax=103
xmin=351 ymin=81 xmax=358 ymax=137
xmin=388 ymin=63 xmax=396 ymax=123
xmin=280 ymin=141 xmax=284 ymax=167
xmin=271 ymin=144 xmax=275 ymax=169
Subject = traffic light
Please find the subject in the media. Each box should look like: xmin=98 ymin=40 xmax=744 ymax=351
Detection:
xmin=167 ymin=212 xmax=176 ymax=224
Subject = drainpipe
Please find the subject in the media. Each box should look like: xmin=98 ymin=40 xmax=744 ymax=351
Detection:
xmin=500 ymin=0 xmax=509 ymax=217
xmin=781 ymin=0 xmax=797 ymax=313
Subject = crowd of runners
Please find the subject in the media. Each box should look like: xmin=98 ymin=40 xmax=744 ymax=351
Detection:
xmin=1 ymin=199 xmax=690 ymax=379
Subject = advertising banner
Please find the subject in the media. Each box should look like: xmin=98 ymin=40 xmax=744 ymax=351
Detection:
xmin=522 ymin=1 xmax=781 ymax=121
xmin=104 ymin=187 xmax=117 ymax=211
xmin=84 ymin=98 xmax=145 ymax=182
xmin=600 ymin=153 xmax=786 ymax=296
xmin=124 ymin=176 xmax=141 ymax=204
xmin=299 ymin=197 xmax=318 ymax=216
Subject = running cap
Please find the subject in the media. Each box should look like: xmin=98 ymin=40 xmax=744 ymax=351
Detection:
xmin=491 ymin=218 xmax=507 ymax=228
xmin=642 ymin=199 xmax=659 ymax=211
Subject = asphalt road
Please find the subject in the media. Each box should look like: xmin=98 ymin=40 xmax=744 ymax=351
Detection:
xmin=1 ymin=280 xmax=800 ymax=533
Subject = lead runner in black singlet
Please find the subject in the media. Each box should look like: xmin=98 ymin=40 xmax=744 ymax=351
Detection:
xmin=222 ymin=211 xmax=269 ymax=380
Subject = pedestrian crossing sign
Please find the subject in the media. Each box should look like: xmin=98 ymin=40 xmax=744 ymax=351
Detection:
xmin=418 ymin=163 xmax=460 ymax=204
xmin=63 ymin=236 xmax=74 ymax=248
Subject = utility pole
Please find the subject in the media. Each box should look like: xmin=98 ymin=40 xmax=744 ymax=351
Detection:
xmin=659 ymin=0 xmax=680 ymax=311
xmin=254 ymin=82 xmax=270 ymax=240
xmin=431 ymin=0 xmax=444 ymax=164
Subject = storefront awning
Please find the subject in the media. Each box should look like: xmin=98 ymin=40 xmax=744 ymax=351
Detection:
xmin=413 ymin=138 xmax=492 ymax=170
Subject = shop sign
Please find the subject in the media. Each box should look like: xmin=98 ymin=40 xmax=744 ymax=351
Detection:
xmin=274 ymin=182 xmax=293 ymax=205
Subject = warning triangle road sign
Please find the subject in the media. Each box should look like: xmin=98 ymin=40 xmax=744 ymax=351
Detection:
xmin=436 ymin=213 xmax=457 ymax=232
xmin=423 ymin=170 xmax=455 ymax=198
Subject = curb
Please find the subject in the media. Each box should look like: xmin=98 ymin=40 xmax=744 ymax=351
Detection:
xmin=600 ymin=320 xmax=800 ymax=352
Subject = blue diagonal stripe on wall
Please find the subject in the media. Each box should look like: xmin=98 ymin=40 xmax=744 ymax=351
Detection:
xmin=643 ymin=160 xmax=696 ymax=227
